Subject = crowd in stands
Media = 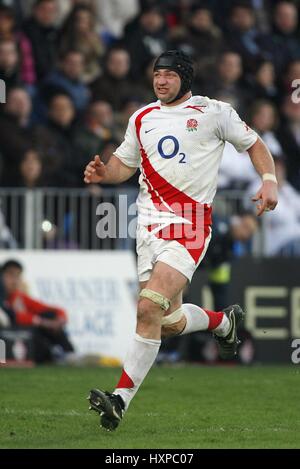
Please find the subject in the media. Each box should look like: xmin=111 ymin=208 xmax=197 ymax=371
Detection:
xmin=0 ymin=0 xmax=300 ymax=255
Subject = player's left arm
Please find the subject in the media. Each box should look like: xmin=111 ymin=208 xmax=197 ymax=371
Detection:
xmin=247 ymin=136 xmax=278 ymax=216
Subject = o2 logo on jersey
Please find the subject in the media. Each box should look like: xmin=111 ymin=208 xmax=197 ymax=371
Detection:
xmin=157 ymin=136 xmax=186 ymax=163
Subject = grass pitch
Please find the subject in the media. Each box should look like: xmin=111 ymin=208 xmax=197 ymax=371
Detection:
xmin=0 ymin=365 xmax=299 ymax=449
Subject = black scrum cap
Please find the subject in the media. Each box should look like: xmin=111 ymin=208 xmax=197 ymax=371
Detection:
xmin=153 ymin=50 xmax=194 ymax=102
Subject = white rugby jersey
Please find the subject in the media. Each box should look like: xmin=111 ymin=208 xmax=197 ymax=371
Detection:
xmin=114 ymin=95 xmax=258 ymax=227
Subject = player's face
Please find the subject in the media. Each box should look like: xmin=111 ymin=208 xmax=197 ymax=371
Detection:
xmin=153 ymin=69 xmax=181 ymax=104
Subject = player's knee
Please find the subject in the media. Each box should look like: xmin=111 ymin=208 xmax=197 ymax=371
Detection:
xmin=137 ymin=298 xmax=163 ymax=327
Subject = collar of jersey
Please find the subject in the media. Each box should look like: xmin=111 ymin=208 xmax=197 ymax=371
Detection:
xmin=158 ymin=95 xmax=194 ymax=112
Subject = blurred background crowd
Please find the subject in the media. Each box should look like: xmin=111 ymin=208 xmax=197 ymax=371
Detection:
xmin=0 ymin=0 xmax=299 ymax=187
xmin=0 ymin=0 xmax=299 ymax=257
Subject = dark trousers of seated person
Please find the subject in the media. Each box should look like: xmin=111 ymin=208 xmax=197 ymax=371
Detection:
xmin=33 ymin=311 xmax=74 ymax=364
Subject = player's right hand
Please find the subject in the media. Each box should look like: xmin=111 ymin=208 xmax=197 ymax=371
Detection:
xmin=251 ymin=180 xmax=278 ymax=216
xmin=84 ymin=155 xmax=107 ymax=184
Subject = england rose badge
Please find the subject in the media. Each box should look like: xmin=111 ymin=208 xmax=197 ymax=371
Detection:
xmin=186 ymin=118 xmax=198 ymax=132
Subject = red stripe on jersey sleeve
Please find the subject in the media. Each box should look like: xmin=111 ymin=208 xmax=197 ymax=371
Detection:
xmin=184 ymin=105 xmax=207 ymax=113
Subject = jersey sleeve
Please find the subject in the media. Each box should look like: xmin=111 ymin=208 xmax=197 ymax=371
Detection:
xmin=216 ymin=103 xmax=258 ymax=153
xmin=113 ymin=115 xmax=140 ymax=168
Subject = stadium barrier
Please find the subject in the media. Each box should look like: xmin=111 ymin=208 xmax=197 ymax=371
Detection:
xmin=0 ymin=187 xmax=266 ymax=254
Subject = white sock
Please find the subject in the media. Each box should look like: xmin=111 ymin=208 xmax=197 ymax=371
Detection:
xmin=213 ymin=315 xmax=231 ymax=337
xmin=114 ymin=333 xmax=161 ymax=410
xmin=180 ymin=303 xmax=231 ymax=337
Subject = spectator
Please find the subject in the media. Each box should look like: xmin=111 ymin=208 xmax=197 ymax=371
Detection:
xmin=0 ymin=39 xmax=20 ymax=90
xmin=17 ymin=0 xmax=67 ymax=24
xmin=22 ymin=0 xmax=59 ymax=80
xmin=59 ymin=4 xmax=104 ymax=83
xmin=3 ymin=84 xmax=32 ymax=126
xmin=248 ymin=99 xmax=283 ymax=157
xmin=73 ymin=100 xmax=115 ymax=185
xmin=43 ymin=49 xmax=90 ymax=113
xmin=225 ymin=1 xmax=274 ymax=73
xmin=90 ymin=47 xmax=137 ymax=111
xmin=0 ymin=0 xmax=24 ymax=25
xmin=277 ymin=96 xmax=300 ymax=190
xmin=47 ymin=0 xmax=75 ymax=25
xmin=0 ymin=5 xmax=36 ymax=86
xmin=281 ymin=59 xmax=300 ymax=96
xmin=1 ymin=259 xmax=74 ymax=363
xmin=17 ymin=148 xmax=43 ymax=187
xmin=271 ymin=0 xmax=300 ymax=71
xmin=96 ymin=0 xmax=139 ymax=40
xmin=0 ymin=6 xmax=15 ymax=40
xmin=124 ymin=4 xmax=168 ymax=76
xmin=33 ymin=92 xmax=78 ymax=186
xmin=2 ymin=148 xmax=44 ymax=188
xmin=115 ymin=98 xmax=144 ymax=143
xmin=0 ymin=86 xmax=33 ymax=173
xmin=204 ymin=51 xmax=249 ymax=115
xmin=245 ymin=156 xmax=300 ymax=256
xmin=45 ymin=0 xmax=103 ymax=28
xmin=247 ymin=59 xmax=279 ymax=103
xmin=170 ymin=4 xmax=223 ymax=88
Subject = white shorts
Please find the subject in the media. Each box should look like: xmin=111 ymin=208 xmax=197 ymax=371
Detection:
xmin=136 ymin=223 xmax=212 ymax=283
